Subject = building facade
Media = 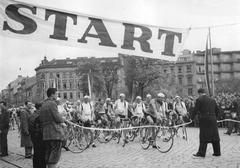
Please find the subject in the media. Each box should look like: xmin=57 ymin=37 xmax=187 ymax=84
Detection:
xmin=3 ymin=49 xmax=239 ymax=106
xmin=35 ymin=56 xmax=124 ymax=102
xmin=194 ymin=49 xmax=240 ymax=90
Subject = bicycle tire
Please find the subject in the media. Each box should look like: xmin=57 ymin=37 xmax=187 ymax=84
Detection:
xmin=97 ymin=130 xmax=112 ymax=143
xmin=128 ymin=128 xmax=138 ymax=142
xmin=182 ymin=126 xmax=188 ymax=141
xmin=140 ymin=128 xmax=151 ymax=150
xmin=117 ymin=130 xmax=122 ymax=144
xmin=67 ymin=129 xmax=87 ymax=153
xmin=156 ymin=128 xmax=174 ymax=153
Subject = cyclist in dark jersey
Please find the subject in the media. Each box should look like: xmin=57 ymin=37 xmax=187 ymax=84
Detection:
xmin=144 ymin=93 xmax=168 ymax=148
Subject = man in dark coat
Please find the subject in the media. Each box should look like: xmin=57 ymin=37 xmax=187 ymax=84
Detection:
xmin=29 ymin=102 xmax=46 ymax=168
xmin=40 ymin=88 xmax=66 ymax=168
xmin=191 ymin=88 xmax=221 ymax=158
xmin=0 ymin=101 xmax=10 ymax=157
xmin=20 ymin=101 xmax=33 ymax=158
xmin=236 ymin=95 xmax=240 ymax=135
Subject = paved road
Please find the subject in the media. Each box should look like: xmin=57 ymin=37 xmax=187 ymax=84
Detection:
xmin=1 ymin=127 xmax=240 ymax=168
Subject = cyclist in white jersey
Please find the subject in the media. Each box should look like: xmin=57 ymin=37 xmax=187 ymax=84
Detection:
xmin=80 ymin=95 xmax=96 ymax=147
xmin=132 ymin=96 xmax=146 ymax=138
xmin=114 ymin=93 xmax=129 ymax=144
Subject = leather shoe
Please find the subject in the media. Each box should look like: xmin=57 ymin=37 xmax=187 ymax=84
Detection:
xmin=192 ymin=153 xmax=205 ymax=158
xmin=0 ymin=154 xmax=8 ymax=157
xmin=212 ymin=154 xmax=221 ymax=157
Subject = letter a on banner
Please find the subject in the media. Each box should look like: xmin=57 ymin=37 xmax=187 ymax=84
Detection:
xmin=0 ymin=0 xmax=190 ymax=61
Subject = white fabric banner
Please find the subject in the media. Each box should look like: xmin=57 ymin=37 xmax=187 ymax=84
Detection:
xmin=0 ymin=0 xmax=189 ymax=61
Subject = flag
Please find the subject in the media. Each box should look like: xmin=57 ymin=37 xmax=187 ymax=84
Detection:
xmin=204 ymin=34 xmax=211 ymax=96
xmin=88 ymin=73 xmax=91 ymax=98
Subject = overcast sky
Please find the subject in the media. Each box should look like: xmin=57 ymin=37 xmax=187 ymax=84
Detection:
xmin=0 ymin=0 xmax=240 ymax=90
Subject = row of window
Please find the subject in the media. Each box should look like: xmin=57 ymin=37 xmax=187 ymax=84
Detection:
xmin=178 ymin=76 xmax=193 ymax=85
xmin=48 ymin=79 xmax=80 ymax=90
xmin=163 ymin=65 xmax=192 ymax=74
xmin=49 ymin=72 xmax=75 ymax=79
xmin=58 ymin=92 xmax=81 ymax=99
xmin=177 ymin=88 xmax=193 ymax=96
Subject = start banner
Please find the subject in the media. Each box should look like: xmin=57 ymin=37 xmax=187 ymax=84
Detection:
xmin=0 ymin=0 xmax=190 ymax=61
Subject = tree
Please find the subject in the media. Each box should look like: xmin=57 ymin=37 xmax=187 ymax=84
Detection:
xmin=124 ymin=56 xmax=164 ymax=99
xmin=76 ymin=58 xmax=105 ymax=97
xmin=102 ymin=63 xmax=119 ymax=98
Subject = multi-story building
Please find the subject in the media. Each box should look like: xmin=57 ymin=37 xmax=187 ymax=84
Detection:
xmin=194 ymin=48 xmax=240 ymax=90
xmin=35 ymin=56 xmax=124 ymax=102
xmin=0 ymin=89 xmax=9 ymax=102
xmin=15 ymin=76 xmax=37 ymax=105
xmin=3 ymin=49 xmax=239 ymax=106
xmin=34 ymin=52 xmax=198 ymax=102
xmin=7 ymin=75 xmax=26 ymax=105
xmin=119 ymin=51 xmax=197 ymax=97
xmin=158 ymin=50 xmax=197 ymax=97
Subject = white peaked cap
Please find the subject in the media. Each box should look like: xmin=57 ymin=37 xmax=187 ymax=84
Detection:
xmin=136 ymin=96 xmax=142 ymax=100
xmin=157 ymin=93 xmax=165 ymax=98
xmin=119 ymin=93 xmax=125 ymax=97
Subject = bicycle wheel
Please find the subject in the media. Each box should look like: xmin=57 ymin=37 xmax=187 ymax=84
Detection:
xmin=140 ymin=128 xmax=151 ymax=150
xmin=67 ymin=127 xmax=86 ymax=153
xmin=175 ymin=126 xmax=187 ymax=140
xmin=76 ymin=128 xmax=89 ymax=150
xmin=156 ymin=127 xmax=174 ymax=153
xmin=128 ymin=128 xmax=138 ymax=142
xmin=97 ymin=130 xmax=112 ymax=143
xmin=182 ymin=126 xmax=188 ymax=141
xmin=117 ymin=130 xmax=122 ymax=144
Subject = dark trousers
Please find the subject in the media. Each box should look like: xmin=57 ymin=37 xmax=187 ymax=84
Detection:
xmin=25 ymin=147 xmax=32 ymax=157
xmin=0 ymin=129 xmax=9 ymax=155
xmin=32 ymin=137 xmax=46 ymax=168
xmin=197 ymin=141 xmax=221 ymax=157
xmin=227 ymin=121 xmax=239 ymax=134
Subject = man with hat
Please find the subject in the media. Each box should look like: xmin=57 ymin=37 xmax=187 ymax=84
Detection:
xmin=0 ymin=101 xmax=10 ymax=157
xmin=80 ymin=95 xmax=96 ymax=147
xmin=144 ymin=92 xmax=168 ymax=148
xmin=132 ymin=96 xmax=146 ymax=138
xmin=191 ymin=88 xmax=221 ymax=158
xmin=114 ymin=93 xmax=129 ymax=144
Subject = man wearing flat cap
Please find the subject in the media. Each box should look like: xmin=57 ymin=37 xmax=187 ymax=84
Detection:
xmin=191 ymin=88 xmax=221 ymax=158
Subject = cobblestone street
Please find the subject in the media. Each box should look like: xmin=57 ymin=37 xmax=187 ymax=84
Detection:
xmin=0 ymin=127 xmax=240 ymax=168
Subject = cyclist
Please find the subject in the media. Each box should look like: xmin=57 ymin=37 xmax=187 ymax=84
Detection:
xmin=132 ymin=96 xmax=146 ymax=138
xmin=173 ymin=96 xmax=188 ymax=122
xmin=114 ymin=93 xmax=129 ymax=144
xmin=80 ymin=95 xmax=96 ymax=147
xmin=173 ymin=96 xmax=188 ymax=139
xmin=144 ymin=93 xmax=168 ymax=148
xmin=144 ymin=94 xmax=152 ymax=110
xmin=104 ymin=98 xmax=115 ymax=127
xmin=94 ymin=99 xmax=108 ymax=127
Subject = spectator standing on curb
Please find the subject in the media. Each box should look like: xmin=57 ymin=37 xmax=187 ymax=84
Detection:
xmin=29 ymin=102 xmax=46 ymax=168
xmin=40 ymin=88 xmax=66 ymax=168
xmin=20 ymin=101 xmax=33 ymax=158
xmin=0 ymin=101 xmax=10 ymax=157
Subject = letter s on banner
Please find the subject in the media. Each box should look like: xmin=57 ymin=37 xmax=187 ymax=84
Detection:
xmin=0 ymin=0 xmax=190 ymax=61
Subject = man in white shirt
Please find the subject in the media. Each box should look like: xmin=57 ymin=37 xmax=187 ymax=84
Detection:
xmin=114 ymin=93 xmax=129 ymax=144
xmin=133 ymin=96 xmax=146 ymax=118
xmin=132 ymin=96 xmax=145 ymax=138
xmin=80 ymin=95 xmax=96 ymax=147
